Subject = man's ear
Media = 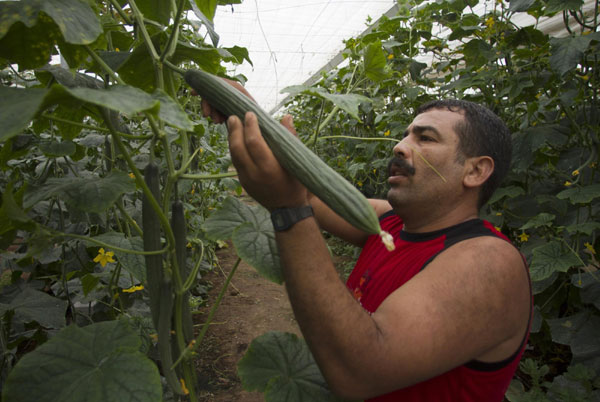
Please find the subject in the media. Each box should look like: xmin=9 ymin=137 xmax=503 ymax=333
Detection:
xmin=463 ymin=156 xmax=494 ymax=188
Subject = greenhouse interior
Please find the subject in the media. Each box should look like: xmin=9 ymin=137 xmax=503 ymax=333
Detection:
xmin=0 ymin=1 xmax=599 ymax=401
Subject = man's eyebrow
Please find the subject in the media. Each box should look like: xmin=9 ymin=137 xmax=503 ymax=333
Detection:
xmin=403 ymin=125 xmax=442 ymax=138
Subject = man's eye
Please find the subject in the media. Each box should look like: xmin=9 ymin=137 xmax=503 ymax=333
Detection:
xmin=420 ymin=135 xmax=433 ymax=142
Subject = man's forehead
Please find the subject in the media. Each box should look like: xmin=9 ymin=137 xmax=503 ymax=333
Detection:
xmin=409 ymin=108 xmax=464 ymax=131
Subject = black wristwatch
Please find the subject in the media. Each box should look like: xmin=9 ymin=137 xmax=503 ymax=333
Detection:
xmin=270 ymin=205 xmax=314 ymax=232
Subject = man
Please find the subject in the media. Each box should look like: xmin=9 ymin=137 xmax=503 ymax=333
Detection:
xmin=212 ymin=97 xmax=531 ymax=401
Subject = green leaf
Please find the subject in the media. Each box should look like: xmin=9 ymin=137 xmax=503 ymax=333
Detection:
xmin=520 ymin=213 xmax=555 ymax=230
xmin=362 ymin=41 xmax=390 ymax=82
xmin=529 ymin=241 xmax=581 ymax=282
xmin=566 ymin=222 xmax=600 ymax=236
xmin=546 ymin=0 xmax=584 ymax=13
xmin=203 ymin=197 xmax=282 ymax=284
xmin=40 ymin=0 xmax=102 ymax=44
xmin=238 ymin=332 xmax=341 ymax=402
xmin=550 ymin=36 xmax=594 ymax=76
xmin=233 ymin=221 xmax=282 ymax=285
xmin=194 ymin=0 xmax=218 ymax=22
xmin=283 ymin=85 xmax=372 ymax=121
xmin=488 ymin=186 xmax=525 ymax=204
xmin=39 ymin=139 xmax=77 ymax=157
xmin=509 ymin=0 xmax=536 ymax=12
xmin=547 ymin=313 xmax=600 ymax=372
xmin=190 ymin=1 xmax=220 ymax=46
xmin=203 ymin=197 xmax=257 ymax=240
xmin=0 ymin=183 xmax=32 ymax=237
xmin=557 ymin=184 xmax=600 ymax=204
xmin=0 ymin=288 xmax=68 ymax=329
xmin=2 ymin=320 xmax=162 ymax=402
xmin=136 ymin=0 xmax=172 ymax=25
xmin=86 ymin=233 xmax=146 ymax=283
xmin=152 ymin=89 xmax=194 ymax=131
xmin=24 ymin=171 xmax=136 ymax=214
xmin=571 ymin=272 xmax=600 ymax=310
xmin=61 ymin=85 xmax=160 ymax=116
xmin=0 ymin=87 xmax=48 ymax=142
xmin=462 ymin=39 xmax=495 ymax=68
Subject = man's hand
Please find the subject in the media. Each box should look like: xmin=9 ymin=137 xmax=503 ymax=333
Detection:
xmin=227 ymin=112 xmax=308 ymax=210
xmin=198 ymin=77 xmax=255 ymax=123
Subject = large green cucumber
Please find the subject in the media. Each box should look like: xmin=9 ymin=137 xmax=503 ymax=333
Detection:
xmin=184 ymin=69 xmax=389 ymax=244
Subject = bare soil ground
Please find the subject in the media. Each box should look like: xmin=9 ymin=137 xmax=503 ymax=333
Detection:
xmin=194 ymin=243 xmax=301 ymax=402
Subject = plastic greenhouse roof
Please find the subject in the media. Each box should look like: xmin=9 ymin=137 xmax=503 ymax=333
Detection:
xmin=208 ymin=0 xmax=596 ymax=115
xmin=211 ymin=1 xmax=397 ymax=113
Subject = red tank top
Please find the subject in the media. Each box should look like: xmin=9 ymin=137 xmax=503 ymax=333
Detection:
xmin=346 ymin=212 xmax=532 ymax=402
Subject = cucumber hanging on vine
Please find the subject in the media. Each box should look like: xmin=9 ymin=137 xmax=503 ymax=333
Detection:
xmin=142 ymin=162 xmax=163 ymax=329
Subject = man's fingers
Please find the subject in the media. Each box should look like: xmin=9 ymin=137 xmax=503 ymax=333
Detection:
xmin=281 ymin=114 xmax=297 ymax=136
xmin=227 ymin=115 xmax=255 ymax=174
xmin=242 ymin=112 xmax=278 ymax=170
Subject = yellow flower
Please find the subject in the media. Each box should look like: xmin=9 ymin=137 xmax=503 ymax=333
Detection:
xmin=93 ymin=248 xmax=115 ymax=267
xmin=495 ymin=212 xmax=502 ymax=216
xmin=115 ymin=47 xmax=120 ymax=52
xmin=584 ymin=242 xmax=596 ymax=255
xmin=387 ymin=54 xmax=394 ymax=60
xmin=122 ymin=284 xmax=144 ymax=293
xmin=199 ymin=147 xmax=204 ymax=153
xmin=518 ymin=232 xmax=529 ymax=242
xmin=384 ymin=130 xmax=391 ymax=137
xmin=373 ymin=169 xmax=377 ymax=174
xmin=357 ymin=181 xmax=363 ymax=187
xmin=535 ymin=93 xmax=542 ymax=99
xmin=180 ymin=379 xmax=189 ymax=395
xmin=572 ymin=169 xmax=580 ymax=176
xmin=485 ymin=16 xmax=495 ymax=28
xmin=494 ymin=226 xmax=502 ymax=232
xmin=564 ymin=181 xmax=573 ymax=187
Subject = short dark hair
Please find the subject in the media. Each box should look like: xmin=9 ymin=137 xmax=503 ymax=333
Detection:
xmin=416 ymin=99 xmax=512 ymax=208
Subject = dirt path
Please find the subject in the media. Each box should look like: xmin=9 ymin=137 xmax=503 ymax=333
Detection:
xmin=194 ymin=243 xmax=301 ymax=402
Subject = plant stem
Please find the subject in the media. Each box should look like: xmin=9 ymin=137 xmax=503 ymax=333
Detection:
xmin=128 ymin=0 xmax=160 ymax=61
xmin=161 ymin=0 xmax=186 ymax=62
xmin=179 ymin=171 xmax=238 ymax=180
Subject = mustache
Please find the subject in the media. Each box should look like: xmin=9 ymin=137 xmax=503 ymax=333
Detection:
xmin=387 ymin=157 xmax=416 ymax=177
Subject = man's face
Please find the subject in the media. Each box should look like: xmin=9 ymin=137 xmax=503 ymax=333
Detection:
xmin=386 ymin=108 xmax=467 ymax=212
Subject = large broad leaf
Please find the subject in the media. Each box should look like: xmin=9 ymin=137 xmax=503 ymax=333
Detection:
xmin=194 ymin=0 xmax=218 ymax=22
xmin=0 ymin=287 xmax=68 ymax=329
xmin=529 ymin=241 xmax=581 ymax=282
xmin=362 ymin=41 xmax=390 ymax=82
xmin=488 ymin=186 xmax=525 ymax=204
xmin=283 ymin=85 xmax=372 ymax=122
xmin=203 ymin=197 xmax=258 ymax=240
xmin=137 ymin=0 xmax=172 ymax=25
xmin=204 ymin=197 xmax=282 ymax=283
xmin=233 ymin=221 xmax=282 ymax=284
xmin=547 ymin=312 xmax=600 ymax=373
xmin=571 ymin=273 xmax=600 ymax=310
xmin=550 ymin=36 xmax=594 ymax=76
xmin=557 ymin=184 xmax=600 ymax=204
xmin=0 ymin=0 xmax=100 ymax=44
xmin=520 ymin=213 xmax=555 ymax=230
xmin=152 ymin=89 xmax=194 ymax=131
xmin=462 ymin=39 xmax=495 ymax=68
xmin=546 ymin=0 xmax=584 ymax=13
xmin=86 ymin=233 xmax=146 ymax=283
xmin=238 ymin=331 xmax=341 ymax=402
xmin=2 ymin=320 xmax=162 ymax=402
xmin=508 ymin=0 xmax=536 ymax=12
xmin=0 ymin=87 xmax=48 ymax=142
xmin=190 ymin=1 xmax=220 ymax=46
xmin=38 ymin=139 xmax=77 ymax=157
xmin=24 ymin=171 xmax=136 ymax=214
xmin=61 ymin=85 xmax=160 ymax=116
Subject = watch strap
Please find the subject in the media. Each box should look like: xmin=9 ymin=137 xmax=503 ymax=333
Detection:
xmin=271 ymin=205 xmax=314 ymax=232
